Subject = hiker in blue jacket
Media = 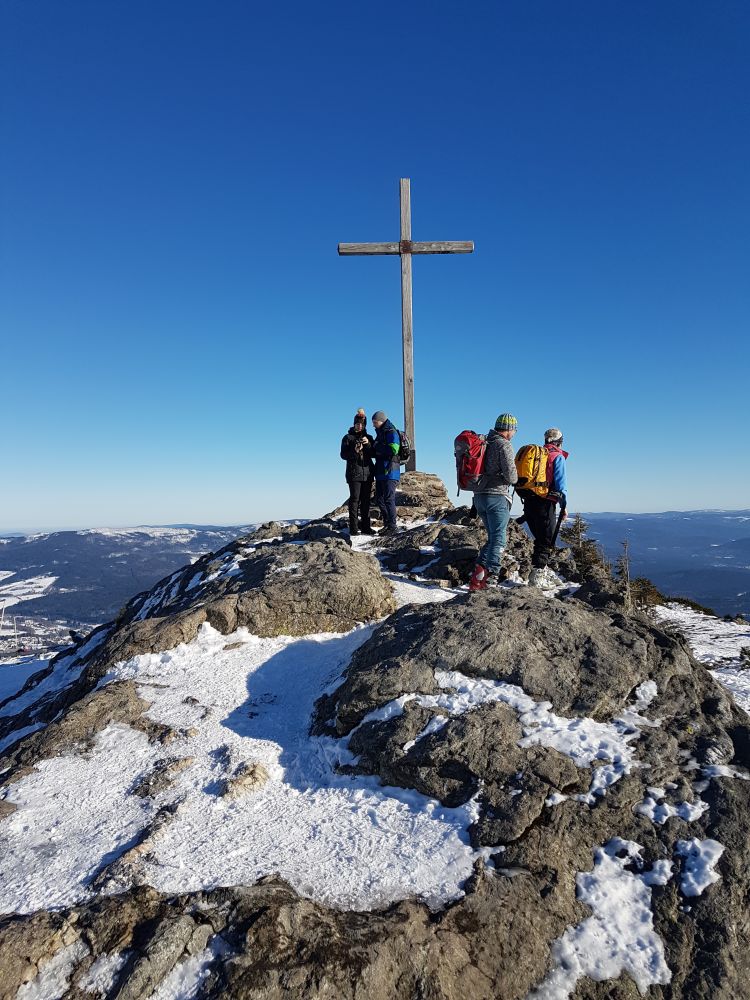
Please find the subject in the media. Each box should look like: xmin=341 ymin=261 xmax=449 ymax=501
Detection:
xmin=525 ymin=427 xmax=569 ymax=587
xmin=372 ymin=410 xmax=400 ymax=535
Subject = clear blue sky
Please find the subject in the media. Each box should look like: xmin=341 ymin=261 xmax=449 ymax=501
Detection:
xmin=2 ymin=1 xmax=748 ymax=531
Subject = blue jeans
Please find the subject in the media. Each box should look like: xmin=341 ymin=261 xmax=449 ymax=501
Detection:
xmin=474 ymin=493 xmax=511 ymax=573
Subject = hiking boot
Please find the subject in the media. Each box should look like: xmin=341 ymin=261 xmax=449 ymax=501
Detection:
xmin=529 ymin=567 xmax=558 ymax=589
xmin=469 ymin=564 xmax=488 ymax=592
xmin=379 ymin=526 xmax=399 ymax=537
xmin=359 ymin=523 xmax=376 ymax=535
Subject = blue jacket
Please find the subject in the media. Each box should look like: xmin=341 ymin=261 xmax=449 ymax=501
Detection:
xmin=374 ymin=419 xmax=401 ymax=481
xmin=546 ymin=444 xmax=568 ymax=508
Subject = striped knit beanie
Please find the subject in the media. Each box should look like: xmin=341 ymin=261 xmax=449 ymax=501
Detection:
xmin=495 ymin=413 xmax=518 ymax=432
xmin=544 ymin=427 xmax=563 ymax=443
xmin=353 ymin=408 xmax=367 ymax=426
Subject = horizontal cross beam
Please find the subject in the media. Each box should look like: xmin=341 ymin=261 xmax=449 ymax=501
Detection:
xmin=338 ymin=240 xmax=474 ymax=256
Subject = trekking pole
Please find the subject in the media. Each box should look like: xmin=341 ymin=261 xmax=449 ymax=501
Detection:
xmin=551 ymin=507 xmax=566 ymax=546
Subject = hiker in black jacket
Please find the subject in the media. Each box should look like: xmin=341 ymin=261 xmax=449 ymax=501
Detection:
xmin=340 ymin=409 xmax=375 ymax=535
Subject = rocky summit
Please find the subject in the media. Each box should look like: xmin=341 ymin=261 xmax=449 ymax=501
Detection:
xmin=0 ymin=475 xmax=749 ymax=1000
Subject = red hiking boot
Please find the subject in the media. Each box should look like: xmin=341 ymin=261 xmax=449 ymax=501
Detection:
xmin=469 ymin=564 xmax=488 ymax=592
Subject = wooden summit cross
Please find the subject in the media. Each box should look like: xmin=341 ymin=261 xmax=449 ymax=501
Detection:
xmin=338 ymin=179 xmax=473 ymax=472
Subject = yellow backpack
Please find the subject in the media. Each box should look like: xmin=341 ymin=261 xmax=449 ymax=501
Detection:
xmin=515 ymin=444 xmax=549 ymax=498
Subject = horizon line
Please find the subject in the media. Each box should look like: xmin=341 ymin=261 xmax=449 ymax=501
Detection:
xmin=2 ymin=507 xmax=750 ymax=538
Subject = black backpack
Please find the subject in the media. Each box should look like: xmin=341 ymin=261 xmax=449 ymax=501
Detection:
xmin=397 ymin=429 xmax=411 ymax=464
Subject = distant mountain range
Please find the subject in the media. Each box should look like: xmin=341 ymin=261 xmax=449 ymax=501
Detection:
xmin=0 ymin=525 xmax=252 ymax=626
xmin=583 ymin=510 xmax=750 ymax=618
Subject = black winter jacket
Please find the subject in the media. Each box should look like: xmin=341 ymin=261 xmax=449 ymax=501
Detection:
xmin=340 ymin=428 xmax=375 ymax=483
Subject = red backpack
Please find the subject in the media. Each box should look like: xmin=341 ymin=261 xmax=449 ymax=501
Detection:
xmin=454 ymin=430 xmax=487 ymax=494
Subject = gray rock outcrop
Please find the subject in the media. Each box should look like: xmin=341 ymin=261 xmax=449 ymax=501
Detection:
xmin=329 ymin=470 xmax=452 ymax=524
xmin=313 ymin=586 xmax=750 ymax=998
xmin=1 ymin=473 xmax=748 ymax=1000
xmin=375 ymin=506 xmax=576 ymax=587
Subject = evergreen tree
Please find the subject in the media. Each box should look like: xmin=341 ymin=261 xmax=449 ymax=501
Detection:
xmin=560 ymin=512 xmax=588 ymax=551
xmin=560 ymin=513 xmax=610 ymax=581
xmin=614 ymin=540 xmax=633 ymax=614
xmin=630 ymin=577 xmax=667 ymax=608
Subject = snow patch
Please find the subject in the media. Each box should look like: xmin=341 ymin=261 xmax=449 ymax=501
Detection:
xmin=78 ymin=950 xmax=132 ymax=995
xmin=1 ymin=623 xmax=500 ymax=914
xmin=0 ymin=724 xmax=159 ymax=914
xmin=16 ymin=940 xmax=89 ymax=1000
xmin=702 ymin=762 xmax=750 ymax=780
xmin=0 ymin=628 xmax=110 ymax=721
xmin=382 ymin=572 xmax=459 ymax=608
xmin=148 ymin=935 xmax=230 ymax=1000
xmin=358 ymin=671 xmax=660 ymax=803
xmin=652 ymin=604 xmax=750 ymax=712
xmin=403 ymin=714 xmax=449 ymax=752
xmin=529 ymin=839 xmax=672 ymax=998
xmin=634 ymin=788 xmax=708 ymax=825
xmin=0 ymin=575 xmax=58 ymax=609
xmin=271 ymin=562 xmax=301 ymax=574
xmin=675 ymin=838 xmax=724 ymax=896
xmin=0 ymin=658 xmax=51 ymax=704
xmin=0 ymin=721 xmax=44 ymax=755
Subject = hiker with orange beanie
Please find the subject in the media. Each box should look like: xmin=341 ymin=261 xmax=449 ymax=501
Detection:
xmin=340 ymin=409 xmax=375 ymax=536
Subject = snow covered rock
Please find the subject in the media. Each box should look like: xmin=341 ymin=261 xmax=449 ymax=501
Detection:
xmin=318 ymin=587 xmax=665 ymax=731
xmin=1 ymin=476 xmax=749 ymax=1000
xmin=0 ymin=536 xmax=394 ymax=769
xmin=113 ymin=533 xmax=395 ymax=641
xmin=315 ymin=586 xmax=750 ymax=998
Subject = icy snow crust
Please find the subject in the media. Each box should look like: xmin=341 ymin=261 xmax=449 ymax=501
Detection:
xmin=1 ymin=580 xmax=495 ymax=915
xmin=652 ymin=603 xmax=750 ymax=712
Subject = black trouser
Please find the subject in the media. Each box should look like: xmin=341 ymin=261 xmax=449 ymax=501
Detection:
xmin=375 ymin=479 xmax=397 ymax=529
xmin=523 ymin=495 xmax=558 ymax=568
xmin=347 ymin=479 xmax=372 ymax=531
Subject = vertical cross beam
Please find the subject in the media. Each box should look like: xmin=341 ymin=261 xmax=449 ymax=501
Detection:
xmin=338 ymin=181 xmax=473 ymax=476
xmin=399 ymin=179 xmax=416 ymax=472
